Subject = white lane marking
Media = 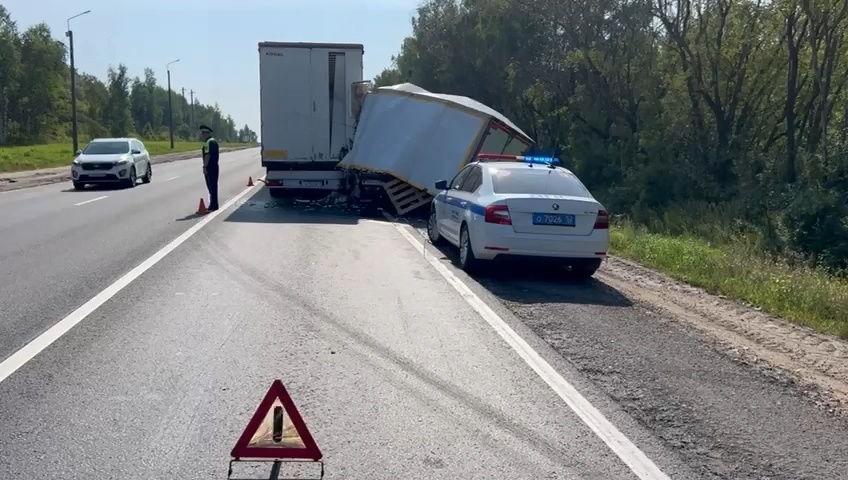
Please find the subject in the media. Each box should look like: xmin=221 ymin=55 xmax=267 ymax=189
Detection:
xmin=0 ymin=183 xmax=261 ymax=384
xmin=74 ymin=195 xmax=108 ymax=206
xmin=165 ymin=176 xmax=180 ymax=181
xmin=393 ymin=224 xmax=671 ymax=480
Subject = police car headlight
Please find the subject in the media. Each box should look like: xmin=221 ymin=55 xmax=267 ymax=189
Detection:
xmin=115 ymin=159 xmax=130 ymax=165
xmin=72 ymin=158 xmax=81 ymax=165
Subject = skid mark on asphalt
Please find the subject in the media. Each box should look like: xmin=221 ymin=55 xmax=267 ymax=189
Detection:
xmin=74 ymin=195 xmax=108 ymax=206
xmin=393 ymin=223 xmax=671 ymax=480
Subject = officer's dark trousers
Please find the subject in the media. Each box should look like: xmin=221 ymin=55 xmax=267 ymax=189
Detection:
xmin=205 ymin=164 xmax=219 ymax=209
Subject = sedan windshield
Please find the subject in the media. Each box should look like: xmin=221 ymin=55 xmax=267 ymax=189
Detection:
xmin=82 ymin=141 xmax=130 ymax=155
xmin=490 ymin=167 xmax=592 ymax=197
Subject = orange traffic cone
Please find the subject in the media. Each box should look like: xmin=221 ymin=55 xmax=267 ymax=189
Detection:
xmin=196 ymin=198 xmax=208 ymax=215
xmin=247 ymin=176 xmax=254 ymax=186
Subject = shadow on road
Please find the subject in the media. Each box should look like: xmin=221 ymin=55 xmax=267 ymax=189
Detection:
xmin=61 ymin=183 xmax=147 ymax=193
xmin=414 ymin=227 xmax=632 ymax=308
xmin=176 ymin=212 xmax=207 ymax=222
xmin=222 ymin=187 xmax=391 ymax=226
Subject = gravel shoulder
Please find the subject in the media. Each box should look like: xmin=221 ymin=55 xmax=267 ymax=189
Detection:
xmin=598 ymin=256 xmax=848 ymax=411
xmin=409 ymin=221 xmax=848 ymax=480
xmin=0 ymin=145 xmax=254 ymax=193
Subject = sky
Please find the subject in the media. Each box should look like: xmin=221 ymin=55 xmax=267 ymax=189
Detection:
xmin=3 ymin=0 xmax=421 ymax=134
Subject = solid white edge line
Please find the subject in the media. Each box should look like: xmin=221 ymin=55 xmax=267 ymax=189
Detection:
xmin=74 ymin=195 xmax=108 ymax=206
xmin=0 ymin=183 xmax=261 ymax=384
xmin=393 ymin=223 xmax=671 ymax=480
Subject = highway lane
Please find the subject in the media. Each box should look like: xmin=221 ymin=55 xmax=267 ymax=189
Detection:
xmin=0 ymin=186 xmax=700 ymax=479
xmin=0 ymin=148 xmax=263 ymax=360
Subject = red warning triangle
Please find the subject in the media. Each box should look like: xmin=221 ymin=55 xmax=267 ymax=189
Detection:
xmin=230 ymin=379 xmax=322 ymax=461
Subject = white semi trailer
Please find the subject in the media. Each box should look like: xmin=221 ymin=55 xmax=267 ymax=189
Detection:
xmin=258 ymin=41 xmax=368 ymax=197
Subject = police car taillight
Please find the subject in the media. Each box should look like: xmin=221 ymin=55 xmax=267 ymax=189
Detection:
xmin=485 ymin=204 xmax=512 ymax=225
xmin=594 ymin=209 xmax=610 ymax=229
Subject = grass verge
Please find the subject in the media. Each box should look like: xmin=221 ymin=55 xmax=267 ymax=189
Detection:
xmin=610 ymin=220 xmax=848 ymax=339
xmin=0 ymin=141 xmax=255 ymax=173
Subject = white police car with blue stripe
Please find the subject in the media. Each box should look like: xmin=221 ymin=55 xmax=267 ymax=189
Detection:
xmin=426 ymin=156 xmax=610 ymax=278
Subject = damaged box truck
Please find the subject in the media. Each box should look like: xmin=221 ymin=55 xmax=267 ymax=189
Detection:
xmin=257 ymin=41 xmax=534 ymax=215
xmin=339 ymin=83 xmax=535 ymax=215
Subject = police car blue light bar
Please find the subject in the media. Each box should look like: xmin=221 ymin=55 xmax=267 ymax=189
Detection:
xmin=476 ymin=153 xmax=561 ymax=166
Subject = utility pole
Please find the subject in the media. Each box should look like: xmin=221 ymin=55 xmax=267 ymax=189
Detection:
xmin=180 ymin=88 xmax=186 ymax=125
xmin=66 ymin=10 xmax=91 ymax=155
xmin=166 ymin=59 xmax=180 ymax=149
xmin=190 ymin=90 xmax=195 ymax=127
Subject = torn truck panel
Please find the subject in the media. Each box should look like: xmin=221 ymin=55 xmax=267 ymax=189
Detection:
xmin=339 ymin=83 xmax=533 ymax=197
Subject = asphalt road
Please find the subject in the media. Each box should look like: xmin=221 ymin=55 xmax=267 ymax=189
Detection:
xmin=0 ymin=152 xmax=846 ymax=479
xmin=0 ymin=148 xmax=264 ymax=360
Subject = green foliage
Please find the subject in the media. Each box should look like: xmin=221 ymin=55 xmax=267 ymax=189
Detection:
xmin=0 ymin=141 xmax=249 ymax=172
xmin=376 ymin=0 xmax=848 ymax=272
xmin=0 ymin=5 xmax=257 ymax=149
xmin=611 ymin=220 xmax=848 ymax=339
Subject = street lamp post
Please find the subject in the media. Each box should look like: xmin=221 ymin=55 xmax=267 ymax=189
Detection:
xmin=166 ymin=59 xmax=180 ymax=149
xmin=66 ymin=9 xmax=91 ymax=155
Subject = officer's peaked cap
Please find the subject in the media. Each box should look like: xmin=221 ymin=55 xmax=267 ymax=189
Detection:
xmin=199 ymin=124 xmax=213 ymax=133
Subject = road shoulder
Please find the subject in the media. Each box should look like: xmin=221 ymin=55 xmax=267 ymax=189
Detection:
xmin=599 ymin=256 xmax=848 ymax=412
xmin=405 ymin=218 xmax=848 ymax=479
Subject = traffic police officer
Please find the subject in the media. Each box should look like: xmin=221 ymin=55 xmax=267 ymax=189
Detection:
xmin=199 ymin=124 xmax=220 ymax=211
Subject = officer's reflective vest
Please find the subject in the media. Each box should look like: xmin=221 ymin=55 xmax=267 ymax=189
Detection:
xmin=202 ymin=137 xmax=217 ymax=156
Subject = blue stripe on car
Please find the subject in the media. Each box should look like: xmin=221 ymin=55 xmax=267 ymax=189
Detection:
xmin=435 ymin=194 xmax=486 ymax=215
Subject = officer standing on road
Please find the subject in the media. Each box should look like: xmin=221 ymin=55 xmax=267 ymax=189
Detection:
xmin=199 ymin=124 xmax=220 ymax=211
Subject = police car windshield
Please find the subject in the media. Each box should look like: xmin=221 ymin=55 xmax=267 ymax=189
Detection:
xmin=82 ymin=141 xmax=130 ymax=155
xmin=491 ymin=167 xmax=591 ymax=197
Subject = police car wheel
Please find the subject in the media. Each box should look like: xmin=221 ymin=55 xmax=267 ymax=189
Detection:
xmin=141 ymin=163 xmax=152 ymax=184
xmin=427 ymin=208 xmax=445 ymax=245
xmin=570 ymin=259 xmax=601 ymax=281
xmin=458 ymin=224 xmax=478 ymax=272
xmin=73 ymin=182 xmax=85 ymax=190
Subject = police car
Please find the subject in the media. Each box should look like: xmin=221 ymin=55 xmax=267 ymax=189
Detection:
xmin=426 ymin=154 xmax=610 ymax=278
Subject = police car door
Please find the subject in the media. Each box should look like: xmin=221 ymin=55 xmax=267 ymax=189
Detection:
xmin=443 ymin=166 xmax=474 ymax=243
xmin=452 ymin=165 xmax=484 ymax=231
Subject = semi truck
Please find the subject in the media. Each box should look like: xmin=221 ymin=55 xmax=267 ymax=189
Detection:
xmin=258 ymin=41 xmax=370 ymax=198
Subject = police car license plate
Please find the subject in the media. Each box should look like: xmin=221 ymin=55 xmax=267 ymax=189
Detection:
xmin=532 ymin=213 xmax=575 ymax=226
xmin=88 ymin=174 xmax=106 ymax=178
xmin=301 ymin=181 xmax=323 ymax=187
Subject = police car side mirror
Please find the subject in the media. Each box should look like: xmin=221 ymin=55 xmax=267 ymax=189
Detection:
xmin=434 ymin=180 xmax=448 ymax=190
xmin=131 ymin=149 xmax=141 ymax=155
xmin=75 ymin=149 xmax=82 ymax=156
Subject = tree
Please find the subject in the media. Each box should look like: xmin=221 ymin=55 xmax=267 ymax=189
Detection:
xmin=374 ymin=0 xmax=848 ymax=269
xmin=0 ymin=6 xmax=256 ymax=146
